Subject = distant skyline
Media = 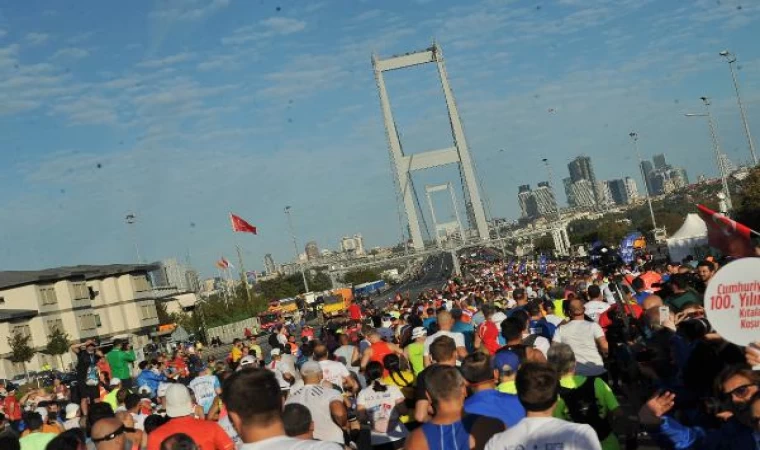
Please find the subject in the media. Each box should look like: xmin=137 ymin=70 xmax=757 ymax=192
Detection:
xmin=1 ymin=0 xmax=759 ymax=277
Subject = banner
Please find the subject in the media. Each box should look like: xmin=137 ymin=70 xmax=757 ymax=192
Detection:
xmin=697 ymin=204 xmax=757 ymax=257
xmin=618 ymin=232 xmax=642 ymax=264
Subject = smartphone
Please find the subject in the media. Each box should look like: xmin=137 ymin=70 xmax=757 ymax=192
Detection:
xmin=659 ymin=306 xmax=670 ymax=325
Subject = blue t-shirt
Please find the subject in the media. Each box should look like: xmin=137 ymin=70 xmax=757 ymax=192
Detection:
xmin=423 ymin=317 xmax=437 ymax=334
xmin=451 ymin=321 xmax=475 ymax=353
xmin=634 ymin=291 xmax=650 ymax=305
xmin=528 ymin=318 xmax=556 ymax=341
xmin=464 ymin=389 xmax=525 ymax=427
xmin=188 ymin=374 xmax=221 ymax=414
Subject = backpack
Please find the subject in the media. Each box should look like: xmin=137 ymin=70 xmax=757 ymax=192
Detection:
xmin=558 ymin=377 xmax=612 ymax=441
xmin=521 ymin=334 xmax=539 ymax=348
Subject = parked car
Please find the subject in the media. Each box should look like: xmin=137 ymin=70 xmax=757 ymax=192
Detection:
xmin=11 ymin=373 xmax=32 ymax=386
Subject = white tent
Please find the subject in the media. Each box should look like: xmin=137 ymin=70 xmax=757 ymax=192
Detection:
xmin=666 ymin=213 xmax=709 ymax=263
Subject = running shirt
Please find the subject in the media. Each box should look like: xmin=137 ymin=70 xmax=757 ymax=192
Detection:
xmin=357 ymin=383 xmax=408 ymax=445
xmin=188 ymin=374 xmax=220 ymax=414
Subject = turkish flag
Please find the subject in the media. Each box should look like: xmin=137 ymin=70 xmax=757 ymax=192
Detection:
xmin=696 ymin=204 xmax=755 ymax=257
xmin=230 ymin=213 xmax=257 ymax=234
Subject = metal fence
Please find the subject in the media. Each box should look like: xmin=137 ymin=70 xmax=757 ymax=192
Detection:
xmin=205 ymin=317 xmax=260 ymax=344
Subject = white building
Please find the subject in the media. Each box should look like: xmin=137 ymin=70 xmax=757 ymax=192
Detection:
xmin=570 ymin=179 xmax=596 ymax=207
xmin=0 ymin=264 xmax=160 ymax=378
xmin=624 ymin=177 xmax=639 ymax=201
xmin=340 ymin=234 xmax=365 ymax=256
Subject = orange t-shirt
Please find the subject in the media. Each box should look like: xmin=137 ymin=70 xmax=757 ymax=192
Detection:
xmin=147 ymin=416 xmax=234 ymax=450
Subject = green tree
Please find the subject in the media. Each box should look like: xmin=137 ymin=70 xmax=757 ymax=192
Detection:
xmin=309 ymin=271 xmax=333 ymax=292
xmin=7 ymin=332 xmax=35 ymax=379
xmin=45 ymin=328 xmax=70 ymax=370
xmin=533 ymin=235 xmax=555 ymax=253
xmin=342 ymin=268 xmax=381 ymax=285
xmin=735 ymin=166 xmax=760 ymax=232
xmin=155 ymin=300 xmax=173 ymax=325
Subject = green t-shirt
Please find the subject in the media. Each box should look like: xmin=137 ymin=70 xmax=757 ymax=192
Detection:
xmin=406 ymin=342 xmax=425 ymax=375
xmin=496 ymin=380 xmax=517 ymax=394
xmin=106 ymin=348 xmax=136 ymax=379
xmin=666 ymin=290 xmax=703 ymax=311
xmin=20 ymin=432 xmax=56 ymax=450
xmin=554 ymin=375 xmax=620 ymax=450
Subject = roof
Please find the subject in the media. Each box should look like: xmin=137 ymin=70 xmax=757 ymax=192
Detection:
xmin=668 ymin=213 xmax=708 ymax=241
xmin=0 ymin=309 xmax=38 ymax=321
xmin=0 ymin=263 xmax=159 ymax=291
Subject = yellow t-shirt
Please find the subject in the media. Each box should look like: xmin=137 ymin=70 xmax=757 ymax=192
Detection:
xmin=249 ymin=344 xmax=263 ymax=360
xmin=230 ymin=346 xmax=242 ymax=363
xmin=382 ymin=371 xmax=415 ymax=423
xmin=496 ymin=380 xmax=517 ymax=395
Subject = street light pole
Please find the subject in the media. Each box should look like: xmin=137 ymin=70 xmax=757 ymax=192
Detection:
xmin=629 ymin=132 xmax=658 ymax=233
xmin=541 ymin=158 xmax=560 ymax=222
xmin=720 ymin=50 xmax=757 ymax=166
xmin=125 ymin=213 xmax=142 ymax=263
xmin=684 ymin=97 xmax=733 ymax=211
xmin=284 ymin=206 xmax=310 ymax=293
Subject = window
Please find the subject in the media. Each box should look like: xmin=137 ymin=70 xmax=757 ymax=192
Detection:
xmin=95 ymin=314 xmax=102 ymax=327
xmin=72 ymin=282 xmax=89 ymax=300
xmin=11 ymin=324 xmax=31 ymax=338
xmin=39 ymin=285 xmax=57 ymax=305
xmin=46 ymin=318 xmax=64 ymax=334
xmin=79 ymin=314 xmax=97 ymax=330
xmin=139 ymin=304 xmax=157 ymax=321
xmin=0 ymin=296 xmax=4 ymax=304
xmin=132 ymin=275 xmax=151 ymax=293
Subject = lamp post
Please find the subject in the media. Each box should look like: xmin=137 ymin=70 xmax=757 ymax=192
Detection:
xmin=684 ymin=97 xmax=733 ymax=212
xmin=284 ymin=206 xmax=310 ymax=293
xmin=629 ymin=132 xmax=659 ymax=233
xmin=719 ymin=50 xmax=757 ymax=166
xmin=125 ymin=213 xmax=142 ymax=263
xmin=541 ymin=158 xmax=560 ymax=222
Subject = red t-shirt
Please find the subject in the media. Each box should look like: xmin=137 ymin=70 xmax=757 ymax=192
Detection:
xmin=477 ymin=321 xmax=500 ymax=355
xmin=599 ymin=303 xmax=644 ymax=332
xmin=348 ymin=303 xmax=362 ymax=320
xmin=147 ymin=416 xmax=234 ymax=450
xmin=4 ymin=395 xmax=21 ymax=420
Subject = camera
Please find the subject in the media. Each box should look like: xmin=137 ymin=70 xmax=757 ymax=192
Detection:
xmin=677 ymin=316 xmax=713 ymax=340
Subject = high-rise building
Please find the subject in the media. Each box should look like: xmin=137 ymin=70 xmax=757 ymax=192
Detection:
xmin=563 ymin=177 xmax=577 ymax=207
xmin=596 ymin=181 xmax=614 ymax=206
xmin=653 ymin=154 xmax=668 ymax=170
xmin=570 ymin=179 xmax=596 ymax=207
xmin=640 ymin=160 xmax=655 ymax=196
xmin=669 ymin=167 xmax=689 ymax=189
xmin=340 ymin=234 xmax=366 ymax=256
xmin=264 ymin=254 xmax=277 ymax=275
xmin=517 ymin=185 xmax=534 ymax=218
xmin=305 ymin=241 xmax=320 ymax=261
xmin=624 ymin=177 xmax=639 ymax=201
xmin=533 ymin=182 xmax=557 ymax=216
xmin=152 ymin=258 xmax=199 ymax=292
xmin=567 ymin=156 xmax=598 ymax=201
xmin=606 ymin=179 xmax=629 ymax=205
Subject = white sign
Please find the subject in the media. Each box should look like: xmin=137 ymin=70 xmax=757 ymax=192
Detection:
xmin=703 ymin=257 xmax=760 ymax=346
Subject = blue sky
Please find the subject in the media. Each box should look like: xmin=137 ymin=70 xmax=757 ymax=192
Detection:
xmin=1 ymin=0 xmax=759 ymax=277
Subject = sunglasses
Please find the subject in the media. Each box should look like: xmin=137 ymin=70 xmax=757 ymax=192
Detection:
xmin=723 ymin=384 xmax=756 ymax=400
xmin=92 ymin=425 xmax=125 ymax=443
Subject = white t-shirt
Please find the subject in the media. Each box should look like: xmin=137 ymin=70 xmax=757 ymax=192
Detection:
xmin=485 ymin=417 xmax=601 ymax=450
xmin=239 ymin=436 xmax=341 ymax=450
xmin=188 ymin=374 xmax=221 ymax=414
xmin=333 ymin=345 xmax=356 ymax=367
xmin=218 ymin=415 xmax=243 ymax=449
xmin=268 ymin=360 xmax=293 ymax=390
xmin=553 ymin=320 xmax=606 ymax=376
xmin=357 ymin=383 xmax=408 ymax=445
xmin=285 ymin=385 xmax=345 ymax=444
xmin=423 ymin=330 xmax=466 ymax=357
xmin=545 ymin=314 xmax=563 ymax=326
xmin=318 ymin=360 xmax=350 ymax=389
xmin=524 ymin=334 xmax=550 ymax=358
xmin=584 ymin=300 xmax=611 ymax=323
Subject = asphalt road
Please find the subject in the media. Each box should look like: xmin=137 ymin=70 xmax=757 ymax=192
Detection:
xmin=371 ymin=252 xmax=452 ymax=308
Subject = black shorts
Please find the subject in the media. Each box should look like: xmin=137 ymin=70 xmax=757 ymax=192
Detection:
xmin=78 ymin=383 xmax=100 ymax=402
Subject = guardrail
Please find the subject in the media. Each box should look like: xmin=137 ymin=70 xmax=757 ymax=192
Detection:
xmin=206 ymin=317 xmax=260 ymax=344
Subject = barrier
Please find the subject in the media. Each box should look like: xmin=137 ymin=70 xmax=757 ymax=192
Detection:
xmin=206 ymin=317 xmax=260 ymax=344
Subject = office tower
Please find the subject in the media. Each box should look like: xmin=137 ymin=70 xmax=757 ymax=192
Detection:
xmin=570 ymin=179 xmax=596 ymax=207
xmin=340 ymin=234 xmax=366 ymax=256
xmin=653 ymin=154 xmax=668 ymax=170
xmin=640 ymin=160 xmax=655 ymax=196
xmin=567 ymin=156 xmax=598 ymax=201
xmin=596 ymin=181 xmax=614 ymax=206
xmin=533 ymin=182 xmax=557 ymax=216
xmin=305 ymin=241 xmax=320 ymax=261
xmin=607 ymin=179 xmax=629 ymax=205
xmin=264 ymin=253 xmax=277 ymax=274
xmin=624 ymin=177 xmax=639 ymax=201
xmin=563 ymin=177 xmax=577 ymax=207
xmin=518 ymin=185 xmax=534 ymax=218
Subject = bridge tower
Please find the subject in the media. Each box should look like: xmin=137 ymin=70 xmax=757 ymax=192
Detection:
xmin=372 ymin=43 xmax=489 ymax=251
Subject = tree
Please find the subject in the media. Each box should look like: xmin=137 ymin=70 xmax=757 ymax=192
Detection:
xmin=342 ymin=268 xmax=381 ymax=285
xmin=309 ymin=271 xmax=333 ymax=292
xmin=45 ymin=328 xmax=70 ymax=370
xmin=735 ymin=166 xmax=760 ymax=232
xmin=155 ymin=300 xmax=173 ymax=325
xmin=7 ymin=332 xmax=35 ymax=378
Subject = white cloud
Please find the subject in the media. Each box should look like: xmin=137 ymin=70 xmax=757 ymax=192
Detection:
xmin=24 ymin=32 xmax=49 ymax=46
xmin=261 ymin=17 xmax=307 ymax=34
xmin=150 ymin=0 xmax=231 ymax=21
xmin=52 ymin=96 xmax=119 ymax=125
xmin=136 ymin=52 xmax=194 ymax=68
xmin=0 ymin=29 xmax=7 ymax=38
xmin=53 ymin=47 xmax=90 ymax=59
xmin=222 ymin=17 xmax=306 ymax=45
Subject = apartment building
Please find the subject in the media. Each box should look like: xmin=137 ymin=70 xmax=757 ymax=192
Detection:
xmin=0 ymin=264 xmax=160 ymax=379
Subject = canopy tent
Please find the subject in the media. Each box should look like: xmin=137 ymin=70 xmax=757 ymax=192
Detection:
xmin=666 ymin=213 xmax=709 ymax=263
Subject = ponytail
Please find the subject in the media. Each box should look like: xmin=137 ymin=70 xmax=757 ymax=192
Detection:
xmin=365 ymin=361 xmax=387 ymax=392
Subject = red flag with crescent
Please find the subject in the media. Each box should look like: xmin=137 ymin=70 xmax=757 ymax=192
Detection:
xmin=696 ymin=204 xmax=755 ymax=257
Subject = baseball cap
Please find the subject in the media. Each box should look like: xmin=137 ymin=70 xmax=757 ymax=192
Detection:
xmin=412 ymin=327 xmax=427 ymax=339
xmin=65 ymin=403 xmax=80 ymax=420
xmin=270 ymin=348 xmax=281 ymax=357
xmin=138 ymin=385 xmax=152 ymax=397
xmin=492 ymin=352 xmax=520 ymax=376
xmin=300 ymin=361 xmax=322 ymax=377
xmin=109 ymin=377 xmax=121 ymax=387
xmin=239 ymin=355 xmax=257 ymax=367
xmin=164 ymin=384 xmax=194 ymax=418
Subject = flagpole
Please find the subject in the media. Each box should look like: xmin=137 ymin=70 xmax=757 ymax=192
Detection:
xmin=236 ymin=244 xmax=253 ymax=304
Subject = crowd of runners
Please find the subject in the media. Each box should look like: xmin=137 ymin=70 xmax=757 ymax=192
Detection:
xmin=1 ymin=251 xmax=759 ymax=450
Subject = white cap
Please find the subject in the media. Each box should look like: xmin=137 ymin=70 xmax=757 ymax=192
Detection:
xmin=109 ymin=377 xmax=121 ymax=387
xmin=35 ymin=407 xmax=48 ymax=420
xmin=270 ymin=348 xmax=281 ymax=357
xmin=164 ymin=384 xmax=194 ymax=418
xmin=65 ymin=403 xmax=80 ymax=420
xmin=239 ymin=355 xmax=257 ymax=367
xmin=138 ymin=385 xmax=152 ymax=396
xmin=412 ymin=327 xmax=427 ymax=339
